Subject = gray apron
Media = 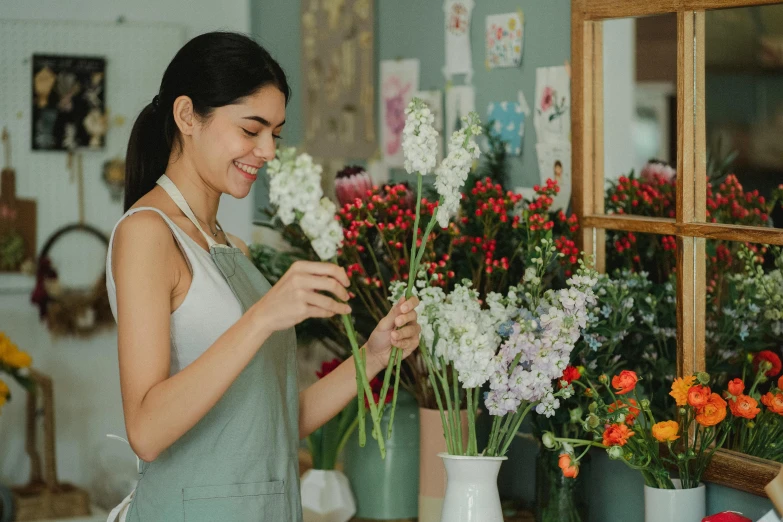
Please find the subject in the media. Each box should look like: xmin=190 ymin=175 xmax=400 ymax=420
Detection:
xmin=111 ymin=175 xmax=302 ymax=522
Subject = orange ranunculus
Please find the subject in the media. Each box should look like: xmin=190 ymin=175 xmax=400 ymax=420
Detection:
xmin=728 ymin=394 xmax=760 ymax=419
xmin=761 ymin=392 xmax=783 ymax=415
xmin=695 ymin=393 xmax=727 ymax=427
xmin=670 ymin=375 xmax=697 ymax=406
xmin=652 ymin=420 xmax=680 ymax=442
xmin=727 ymin=378 xmax=744 ymax=397
xmin=602 ymin=423 xmax=635 ymax=447
xmin=558 ymin=453 xmax=579 ymax=478
xmin=611 ymin=370 xmax=639 ymax=395
xmin=687 ymin=385 xmax=711 ymax=409
xmin=779 ymin=375 xmax=783 ymax=391
xmin=608 ymin=398 xmax=640 ymax=425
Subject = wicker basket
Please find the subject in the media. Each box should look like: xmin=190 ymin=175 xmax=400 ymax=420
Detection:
xmin=11 ymin=370 xmax=91 ymax=520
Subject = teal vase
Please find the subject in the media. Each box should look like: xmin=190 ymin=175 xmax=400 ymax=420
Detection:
xmin=342 ymin=389 xmax=419 ymax=519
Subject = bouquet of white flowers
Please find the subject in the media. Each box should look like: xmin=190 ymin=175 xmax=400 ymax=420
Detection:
xmin=394 ymin=238 xmax=598 ymax=457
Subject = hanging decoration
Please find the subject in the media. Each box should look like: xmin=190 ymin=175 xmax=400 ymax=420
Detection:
xmin=380 ymin=59 xmax=420 ymax=168
xmin=443 ymin=0 xmax=474 ymax=82
xmin=102 ymin=157 xmax=125 ymax=202
xmin=0 ymin=128 xmax=36 ymax=273
xmin=301 ymin=0 xmax=376 ymax=159
xmin=31 ymin=54 xmax=107 ymax=151
xmin=485 ymin=11 xmax=524 ymax=69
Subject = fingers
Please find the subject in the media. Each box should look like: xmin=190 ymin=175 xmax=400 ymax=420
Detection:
xmin=390 ymin=324 xmax=420 ymax=345
xmin=292 ymin=261 xmax=350 ymax=287
xmin=305 ymin=291 xmax=352 ymax=316
xmin=400 ymin=296 xmax=420 ymax=313
xmin=394 ymin=309 xmax=418 ymax=329
xmin=300 ymin=274 xmax=350 ymax=302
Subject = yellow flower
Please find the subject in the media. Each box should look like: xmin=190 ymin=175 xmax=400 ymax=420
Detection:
xmin=652 ymin=420 xmax=680 ymax=442
xmin=669 ymin=375 xmax=697 ymax=406
xmin=509 ymin=18 xmax=517 ymax=30
xmin=4 ymin=347 xmax=32 ymax=369
xmin=0 ymin=379 xmax=8 ymax=410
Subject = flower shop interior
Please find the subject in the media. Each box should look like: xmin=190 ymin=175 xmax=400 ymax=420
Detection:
xmin=2 ymin=0 xmax=783 ymax=521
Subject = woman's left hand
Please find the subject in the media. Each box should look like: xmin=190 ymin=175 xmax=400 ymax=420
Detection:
xmin=365 ymin=296 xmax=421 ymax=373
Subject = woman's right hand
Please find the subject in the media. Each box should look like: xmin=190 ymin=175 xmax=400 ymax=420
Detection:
xmin=252 ymin=260 xmax=352 ymax=332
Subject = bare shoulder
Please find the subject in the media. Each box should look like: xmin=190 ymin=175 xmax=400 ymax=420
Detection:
xmin=112 ymin=210 xmax=178 ymax=277
xmin=227 ymin=233 xmax=251 ymax=258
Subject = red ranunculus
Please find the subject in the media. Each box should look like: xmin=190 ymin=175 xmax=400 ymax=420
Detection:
xmin=754 ymin=350 xmax=783 ymax=377
xmin=560 ymin=365 xmax=581 ymax=387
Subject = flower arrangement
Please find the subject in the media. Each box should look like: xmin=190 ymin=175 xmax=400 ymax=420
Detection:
xmin=398 ymin=230 xmax=598 ymax=457
xmin=723 ymin=350 xmax=783 ymax=462
xmin=0 ymin=332 xmax=33 ymax=412
xmin=544 ymin=371 xmax=731 ymax=489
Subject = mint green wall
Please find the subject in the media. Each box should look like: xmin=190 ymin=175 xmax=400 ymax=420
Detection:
xmin=251 ymin=1 xmax=775 ymax=518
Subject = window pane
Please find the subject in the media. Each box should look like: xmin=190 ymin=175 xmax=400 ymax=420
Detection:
xmin=603 ymin=14 xmax=678 ymax=217
xmin=704 ymin=5 xmax=783 ymax=229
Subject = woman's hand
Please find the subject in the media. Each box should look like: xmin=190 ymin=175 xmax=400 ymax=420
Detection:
xmin=365 ymin=296 xmax=421 ymax=374
xmin=253 ymin=261 xmax=352 ymax=332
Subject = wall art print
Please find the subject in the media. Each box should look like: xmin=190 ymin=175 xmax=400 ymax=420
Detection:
xmin=32 ymin=54 xmax=107 ymax=151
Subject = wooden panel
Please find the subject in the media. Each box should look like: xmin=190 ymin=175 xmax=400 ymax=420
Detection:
xmin=677 ymin=11 xmax=696 ymax=225
xmin=677 ymin=236 xmax=696 ymax=377
xmin=704 ymin=449 xmax=780 ymax=497
xmin=694 ymin=11 xmax=707 ymax=223
xmin=582 ymin=214 xmax=677 ymax=234
xmin=584 ymin=0 xmax=782 ymax=20
xmin=679 ymin=222 xmax=783 ymax=245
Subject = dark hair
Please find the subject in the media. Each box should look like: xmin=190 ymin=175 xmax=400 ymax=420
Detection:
xmin=124 ymin=31 xmax=290 ymax=211
xmin=554 ymin=160 xmax=563 ymax=168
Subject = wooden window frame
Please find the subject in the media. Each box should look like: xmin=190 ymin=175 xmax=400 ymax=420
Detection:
xmin=572 ymin=0 xmax=783 ymax=497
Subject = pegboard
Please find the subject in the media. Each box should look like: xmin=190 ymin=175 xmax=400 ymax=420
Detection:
xmin=0 ymin=19 xmax=185 ymax=267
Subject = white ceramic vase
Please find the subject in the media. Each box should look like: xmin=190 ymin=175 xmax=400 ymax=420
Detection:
xmin=300 ymin=469 xmax=356 ymax=522
xmin=439 ymin=453 xmax=507 ymax=522
xmin=644 ymin=479 xmax=706 ymax=522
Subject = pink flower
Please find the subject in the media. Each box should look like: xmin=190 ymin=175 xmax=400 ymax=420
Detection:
xmin=640 ymin=161 xmax=676 ymax=183
xmin=335 ymin=166 xmax=373 ymax=207
xmin=540 ymin=87 xmax=554 ymax=112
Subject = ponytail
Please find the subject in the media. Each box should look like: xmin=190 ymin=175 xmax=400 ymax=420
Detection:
xmin=123 ymin=31 xmax=290 ymax=211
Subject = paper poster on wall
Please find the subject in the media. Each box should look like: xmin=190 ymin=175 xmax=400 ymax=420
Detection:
xmin=445 ymin=85 xmax=475 ymax=138
xmin=485 ymin=12 xmax=524 ymax=69
xmin=301 ymin=0 xmax=376 ymax=159
xmin=443 ymin=0 xmax=475 ymax=81
xmin=534 ymin=66 xmax=571 ymax=145
xmin=536 ymin=141 xmax=572 ymax=211
xmin=487 ymin=101 xmax=524 ymax=156
xmin=32 ymin=54 xmax=107 ymax=151
xmin=415 ymin=90 xmax=444 ymax=160
xmin=380 ymin=59 xmax=420 ymax=167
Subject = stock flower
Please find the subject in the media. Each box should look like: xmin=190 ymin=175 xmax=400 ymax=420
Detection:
xmin=753 ymin=350 xmax=783 ymax=377
xmin=695 ymin=393 xmax=727 ymax=427
xmin=402 ymin=99 xmax=439 ymax=176
xmin=602 ymin=423 xmax=635 ymax=447
xmin=670 ymin=375 xmax=697 ymax=406
xmin=434 ymin=112 xmax=482 ymax=228
xmin=761 ymin=392 xmax=783 ymax=415
xmin=300 ymin=197 xmax=344 ymax=260
xmin=608 ymin=399 xmax=640 ymax=425
xmin=687 ymin=385 xmax=711 ymax=409
xmin=558 ymin=453 xmax=579 ymax=478
xmin=727 ymin=378 xmax=745 ymax=397
xmin=728 ymin=394 xmax=761 ymax=420
xmin=652 ymin=420 xmax=680 ymax=442
xmin=611 ymin=370 xmax=638 ymax=395
xmin=335 ymin=166 xmax=372 ymax=206
xmin=267 ymin=148 xmax=324 ymax=225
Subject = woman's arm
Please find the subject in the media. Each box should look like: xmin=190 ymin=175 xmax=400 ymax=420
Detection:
xmin=114 ymin=213 xmax=351 ymax=461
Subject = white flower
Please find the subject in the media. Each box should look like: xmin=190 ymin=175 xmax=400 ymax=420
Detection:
xmin=402 ymin=99 xmax=439 ymax=176
xmin=300 ymin=197 xmax=343 ymax=260
xmin=267 ymin=147 xmax=324 ymax=225
xmin=433 ymin=112 xmax=482 ymax=228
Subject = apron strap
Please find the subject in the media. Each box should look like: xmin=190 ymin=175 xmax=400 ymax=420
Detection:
xmin=156 ymin=175 xmax=227 ymax=248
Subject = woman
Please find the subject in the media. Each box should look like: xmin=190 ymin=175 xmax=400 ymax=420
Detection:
xmin=106 ymin=32 xmax=421 ymax=521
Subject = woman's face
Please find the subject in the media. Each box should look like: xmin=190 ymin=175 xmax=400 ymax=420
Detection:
xmin=190 ymin=84 xmax=286 ymax=199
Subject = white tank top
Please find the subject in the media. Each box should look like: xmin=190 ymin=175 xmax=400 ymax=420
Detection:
xmin=105 ymin=207 xmax=243 ymax=375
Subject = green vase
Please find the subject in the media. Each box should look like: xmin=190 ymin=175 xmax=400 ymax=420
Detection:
xmin=535 ymin=449 xmax=589 ymax=522
xmin=342 ymin=389 xmax=419 ymax=519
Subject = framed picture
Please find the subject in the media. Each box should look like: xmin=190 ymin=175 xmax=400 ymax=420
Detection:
xmin=31 ymin=54 xmax=107 ymax=151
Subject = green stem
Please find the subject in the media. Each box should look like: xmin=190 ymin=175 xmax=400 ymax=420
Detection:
xmin=500 ymin=403 xmax=535 ymax=456
xmin=452 ymin=366 xmax=464 ymax=455
xmin=387 ymin=348 xmax=404 ymax=440
xmin=420 ymin=340 xmax=454 ymax=453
